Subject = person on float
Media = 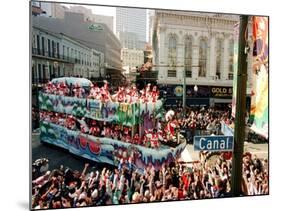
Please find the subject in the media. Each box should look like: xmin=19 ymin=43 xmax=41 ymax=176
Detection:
xmin=89 ymin=120 xmax=100 ymax=137
xmin=145 ymin=83 xmax=152 ymax=102
xmin=130 ymin=84 xmax=139 ymax=103
xmin=151 ymin=85 xmax=159 ymax=103
xmin=116 ymin=86 xmax=125 ymax=103
xmin=89 ymin=83 xmax=100 ymax=100
xmin=140 ymin=90 xmax=147 ymax=103
xmin=133 ymin=133 xmax=141 ymax=145
xmin=79 ymin=117 xmax=89 ymax=134
xmin=45 ymin=81 xmax=54 ymax=94
xmin=144 ymin=129 xmax=152 ymax=147
xmin=125 ymin=88 xmax=132 ymax=103
xmin=151 ymin=129 xmax=160 ymax=148
xmin=57 ymin=82 xmax=67 ymax=96
xmin=100 ymin=80 xmax=112 ymax=103
xmin=164 ymin=110 xmax=178 ymax=142
xmin=73 ymin=83 xmax=85 ymax=98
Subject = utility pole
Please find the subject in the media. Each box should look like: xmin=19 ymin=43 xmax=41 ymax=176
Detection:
xmin=231 ymin=15 xmax=249 ymax=196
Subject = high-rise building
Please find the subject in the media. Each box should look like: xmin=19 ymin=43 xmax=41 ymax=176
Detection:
xmin=116 ymin=7 xmax=147 ymax=42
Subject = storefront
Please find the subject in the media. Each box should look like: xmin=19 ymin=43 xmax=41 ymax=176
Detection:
xmin=159 ymin=84 xmax=233 ymax=108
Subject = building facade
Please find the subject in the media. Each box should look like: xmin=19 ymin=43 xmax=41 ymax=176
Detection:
xmin=121 ymin=48 xmax=144 ymax=69
xmin=116 ymin=7 xmax=147 ymax=42
xmin=117 ymin=31 xmax=140 ymax=49
xmin=152 ymin=11 xmax=242 ymax=106
xmin=32 ymin=12 xmax=122 ymax=84
xmin=32 ymin=26 xmax=104 ymax=83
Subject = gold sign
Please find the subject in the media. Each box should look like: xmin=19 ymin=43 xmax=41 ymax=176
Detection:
xmin=211 ymin=87 xmax=232 ymax=97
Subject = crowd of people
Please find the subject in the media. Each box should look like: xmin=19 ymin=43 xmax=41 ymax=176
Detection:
xmin=31 ymin=151 xmax=268 ymax=209
xmin=43 ymin=80 xmax=159 ymax=104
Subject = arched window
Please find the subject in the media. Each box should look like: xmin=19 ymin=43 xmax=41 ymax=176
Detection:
xmin=199 ymin=38 xmax=208 ymax=77
xmin=184 ymin=36 xmax=193 ymax=78
xmin=167 ymin=35 xmax=177 ymax=77
xmin=228 ymin=39 xmax=234 ymax=80
xmin=216 ymin=38 xmax=224 ymax=79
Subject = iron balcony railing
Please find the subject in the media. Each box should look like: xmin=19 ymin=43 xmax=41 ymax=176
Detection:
xmin=32 ymin=48 xmax=77 ymax=64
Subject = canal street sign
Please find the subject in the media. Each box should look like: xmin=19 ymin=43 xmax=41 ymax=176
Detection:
xmin=194 ymin=135 xmax=234 ymax=151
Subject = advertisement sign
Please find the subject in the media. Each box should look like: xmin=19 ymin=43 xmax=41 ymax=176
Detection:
xmin=210 ymin=87 xmax=233 ymax=97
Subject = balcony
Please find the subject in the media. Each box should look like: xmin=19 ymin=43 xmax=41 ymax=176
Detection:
xmin=32 ymin=48 xmax=76 ymax=63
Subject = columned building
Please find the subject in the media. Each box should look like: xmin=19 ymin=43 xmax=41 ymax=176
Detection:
xmin=152 ymin=11 xmax=240 ymax=107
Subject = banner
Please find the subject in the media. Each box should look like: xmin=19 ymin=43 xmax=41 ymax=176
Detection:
xmin=231 ymin=23 xmax=239 ymax=118
xmin=250 ymin=16 xmax=269 ymax=139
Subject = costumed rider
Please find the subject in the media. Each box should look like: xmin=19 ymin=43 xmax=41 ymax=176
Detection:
xmin=164 ymin=110 xmax=179 ymax=143
xmin=150 ymin=129 xmax=160 ymax=148
xmin=100 ymin=80 xmax=112 ymax=103
xmin=73 ymin=83 xmax=85 ymax=98
xmin=57 ymin=82 xmax=69 ymax=96
xmin=89 ymin=120 xmax=100 ymax=137
xmin=130 ymin=84 xmax=139 ymax=103
xmin=151 ymin=86 xmax=159 ymax=103
xmin=89 ymin=83 xmax=101 ymax=100
xmin=45 ymin=81 xmax=56 ymax=94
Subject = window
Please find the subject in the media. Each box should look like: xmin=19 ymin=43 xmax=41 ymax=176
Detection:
xmin=199 ymin=38 xmax=208 ymax=77
xmin=184 ymin=36 xmax=193 ymax=78
xmin=52 ymin=41 xmax=55 ymax=58
xmin=168 ymin=35 xmax=177 ymax=78
xmin=79 ymin=52 xmax=81 ymax=64
xmin=36 ymin=35 xmax=40 ymax=55
xmin=42 ymin=64 xmax=46 ymax=82
xmin=32 ymin=64 xmax=36 ymax=83
xmin=49 ymin=65 xmax=53 ymax=79
xmin=63 ymin=45 xmax=65 ymax=60
xmin=32 ymin=34 xmax=36 ymax=49
xmin=216 ymin=38 xmax=223 ymax=79
xmin=38 ymin=64 xmax=42 ymax=83
xmin=48 ymin=39 xmax=51 ymax=57
xmin=228 ymin=39 xmax=234 ymax=80
xmin=41 ymin=37 xmax=45 ymax=56
xmin=67 ymin=47 xmax=70 ymax=61
xmin=57 ymin=42 xmax=60 ymax=58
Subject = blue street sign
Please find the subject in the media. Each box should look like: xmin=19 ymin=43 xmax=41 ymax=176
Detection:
xmin=194 ymin=135 xmax=234 ymax=151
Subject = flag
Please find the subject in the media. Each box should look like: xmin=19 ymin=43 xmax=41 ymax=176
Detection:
xmin=250 ymin=16 xmax=269 ymax=139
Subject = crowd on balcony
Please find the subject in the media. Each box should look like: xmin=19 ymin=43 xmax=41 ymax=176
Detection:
xmin=31 ymin=151 xmax=268 ymax=209
xmin=43 ymin=80 xmax=159 ymax=104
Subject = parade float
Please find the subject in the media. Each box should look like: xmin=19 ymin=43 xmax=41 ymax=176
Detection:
xmin=39 ymin=77 xmax=186 ymax=171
